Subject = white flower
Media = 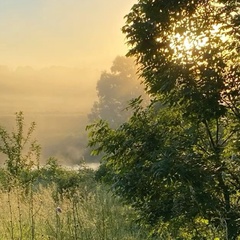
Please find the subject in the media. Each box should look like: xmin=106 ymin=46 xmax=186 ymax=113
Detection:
xmin=56 ymin=206 xmax=62 ymax=213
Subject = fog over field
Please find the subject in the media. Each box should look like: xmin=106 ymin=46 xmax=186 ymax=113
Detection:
xmin=0 ymin=66 xmax=99 ymax=114
xmin=0 ymin=66 xmax=99 ymax=165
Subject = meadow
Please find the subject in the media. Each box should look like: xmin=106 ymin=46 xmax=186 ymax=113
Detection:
xmin=0 ymin=112 xmax=151 ymax=239
xmin=0 ymin=166 xmax=149 ymax=240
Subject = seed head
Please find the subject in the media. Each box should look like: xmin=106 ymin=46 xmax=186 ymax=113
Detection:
xmin=56 ymin=206 xmax=62 ymax=213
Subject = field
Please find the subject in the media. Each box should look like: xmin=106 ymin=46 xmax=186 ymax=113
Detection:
xmin=0 ymin=168 xmax=148 ymax=240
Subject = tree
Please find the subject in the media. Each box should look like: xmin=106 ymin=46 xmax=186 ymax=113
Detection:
xmin=88 ymin=56 xmax=147 ymax=128
xmin=87 ymin=56 xmax=148 ymax=163
xmin=0 ymin=112 xmax=41 ymax=185
xmin=88 ymin=0 xmax=240 ymax=239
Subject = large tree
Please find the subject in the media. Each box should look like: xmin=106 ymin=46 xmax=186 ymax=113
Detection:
xmin=88 ymin=56 xmax=147 ymax=128
xmin=88 ymin=1 xmax=240 ymax=239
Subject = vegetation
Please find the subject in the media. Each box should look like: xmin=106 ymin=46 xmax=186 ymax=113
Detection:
xmin=88 ymin=0 xmax=240 ymax=239
xmin=0 ymin=112 xmax=40 ymax=179
xmin=0 ymin=112 xmax=149 ymax=240
xmin=1 ymin=0 xmax=239 ymax=239
xmin=0 ymin=183 xmax=150 ymax=240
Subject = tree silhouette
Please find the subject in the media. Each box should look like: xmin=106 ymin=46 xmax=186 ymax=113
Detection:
xmin=88 ymin=56 xmax=147 ymax=128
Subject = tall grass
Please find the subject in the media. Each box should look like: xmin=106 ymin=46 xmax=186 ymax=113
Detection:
xmin=0 ymin=112 xmax=149 ymax=239
xmin=0 ymin=183 xmax=148 ymax=240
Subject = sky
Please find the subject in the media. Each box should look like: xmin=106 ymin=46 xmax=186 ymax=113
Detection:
xmin=0 ymin=0 xmax=137 ymax=69
xmin=0 ymin=0 xmax=138 ymax=115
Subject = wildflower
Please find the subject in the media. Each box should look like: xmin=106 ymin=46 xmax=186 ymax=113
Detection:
xmin=56 ymin=206 xmax=62 ymax=213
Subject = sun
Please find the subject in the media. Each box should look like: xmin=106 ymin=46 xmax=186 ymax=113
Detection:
xmin=168 ymin=31 xmax=210 ymax=64
xmin=153 ymin=0 xmax=238 ymax=67
xmin=160 ymin=22 xmax=229 ymax=65
xmin=154 ymin=0 xmax=235 ymax=67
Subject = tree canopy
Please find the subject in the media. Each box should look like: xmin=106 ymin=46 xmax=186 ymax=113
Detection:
xmin=88 ymin=56 xmax=147 ymax=128
xmin=122 ymin=0 xmax=239 ymax=121
xmin=88 ymin=1 xmax=240 ymax=239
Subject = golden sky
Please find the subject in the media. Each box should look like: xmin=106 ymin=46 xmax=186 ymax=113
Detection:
xmin=0 ymin=0 xmax=137 ymax=69
xmin=0 ymin=0 xmax=138 ymax=115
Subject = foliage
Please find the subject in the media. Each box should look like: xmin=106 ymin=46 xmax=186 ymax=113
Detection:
xmin=122 ymin=0 xmax=239 ymax=121
xmin=37 ymin=157 xmax=96 ymax=199
xmin=88 ymin=101 xmax=227 ymax=238
xmin=88 ymin=0 xmax=240 ymax=239
xmin=0 ymin=112 xmax=148 ymax=239
xmin=0 ymin=112 xmax=41 ymax=186
xmin=0 ymin=112 xmax=153 ymax=239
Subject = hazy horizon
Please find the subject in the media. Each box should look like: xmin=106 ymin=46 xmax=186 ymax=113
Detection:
xmin=0 ymin=0 xmax=138 ymax=115
xmin=0 ymin=65 xmax=100 ymax=115
xmin=0 ymin=0 xmax=138 ymax=166
xmin=0 ymin=64 xmax=103 ymax=165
